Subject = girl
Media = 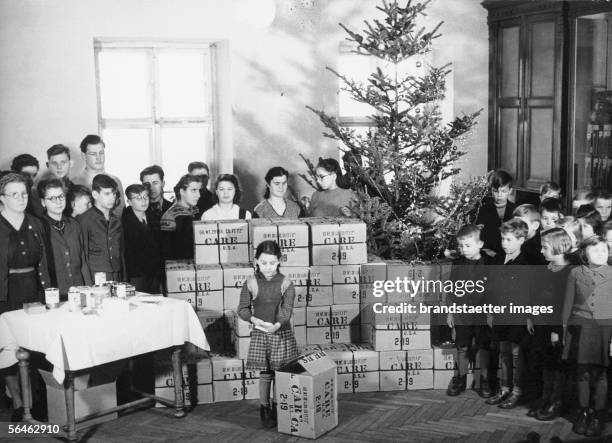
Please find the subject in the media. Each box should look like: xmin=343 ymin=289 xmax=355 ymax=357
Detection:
xmin=160 ymin=174 xmax=201 ymax=260
xmin=237 ymin=240 xmax=298 ymax=428
xmin=577 ymin=208 xmax=603 ymax=238
xmin=308 ymin=158 xmax=357 ymax=217
xmin=253 ymin=167 xmax=304 ymax=219
xmin=562 ymin=236 xmax=612 ymax=437
xmin=201 ymin=174 xmax=251 ymax=221
xmin=527 ymin=228 xmax=572 ymax=420
xmin=556 ymin=216 xmax=584 ymax=265
xmin=0 ymin=173 xmax=51 ymax=421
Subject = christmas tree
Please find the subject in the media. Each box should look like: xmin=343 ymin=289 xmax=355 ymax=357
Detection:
xmin=304 ymin=0 xmax=488 ymax=261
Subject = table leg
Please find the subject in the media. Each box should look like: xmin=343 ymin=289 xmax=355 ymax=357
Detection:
xmin=171 ymin=346 xmax=186 ymax=418
xmin=16 ymin=348 xmax=32 ymax=421
xmin=63 ymin=372 xmax=77 ymax=442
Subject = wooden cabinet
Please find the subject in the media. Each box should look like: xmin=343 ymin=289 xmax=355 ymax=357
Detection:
xmin=483 ymin=0 xmax=612 ymax=204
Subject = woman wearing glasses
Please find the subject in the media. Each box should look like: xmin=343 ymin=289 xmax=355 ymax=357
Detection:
xmin=122 ymin=184 xmax=162 ymax=293
xmin=308 ymin=158 xmax=357 ymax=217
xmin=37 ymin=178 xmax=91 ymax=297
xmin=0 ymin=172 xmax=50 ymax=421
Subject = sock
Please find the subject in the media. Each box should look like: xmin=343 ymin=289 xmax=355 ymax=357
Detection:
xmin=259 ymin=371 xmax=273 ymax=407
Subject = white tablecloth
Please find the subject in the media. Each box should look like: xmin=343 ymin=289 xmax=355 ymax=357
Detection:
xmin=0 ymin=296 xmax=209 ymax=383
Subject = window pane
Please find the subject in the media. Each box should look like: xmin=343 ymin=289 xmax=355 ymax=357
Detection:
xmin=161 ymin=127 xmax=211 ymax=189
xmin=99 ymin=51 xmax=150 ymax=118
xmin=501 ymin=26 xmax=519 ymax=98
xmin=338 ymin=52 xmax=377 ymax=118
xmin=500 ymin=108 xmax=518 ymax=179
xmin=158 ymin=52 xmax=209 ymax=118
xmin=528 ymin=108 xmax=553 ymax=182
xmin=530 ymin=21 xmax=555 ymax=97
xmin=102 ymin=128 xmax=151 ymax=188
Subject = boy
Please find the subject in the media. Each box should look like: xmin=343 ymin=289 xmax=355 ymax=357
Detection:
xmin=122 ymin=184 xmax=162 ymax=293
xmin=539 ymin=181 xmax=561 ymax=202
xmin=594 ymin=190 xmax=612 ymax=222
xmin=40 ymin=144 xmax=74 ymax=190
xmin=446 ymin=224 xmax=494 ymax=398
xmin=485 ymin=218 xmax=532 ymax=409
xmin=514 ymin=204 xmax=546 ymax=265
xmin=476 ymin=169 xmax=516 ymax=256
xmin=539 ymin=198 xmax=563 ymax=232
xmin=38 ymin=178 xmax=91 ymax=296
xmin=77 ymin=174 xmax=124 ymax=282
xmin=140 ymin=165 xmax=172 ymax=232
xmin=188 ymin=161 xmax=214 ymax=216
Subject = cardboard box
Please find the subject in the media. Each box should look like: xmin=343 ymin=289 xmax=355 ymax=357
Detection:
xmin=332 ymin=265 xmax=361 ymax=284
xmin=154 ymin=357 xmax=213 ymax=388
xmin=294 ymin=287 xmax=309 ymax=308
xmin=39 ymin=370 xmax=117 ymax=429
xmin=280 ymin=247 xmax=310 ymax=266
xmin=307 ymin=219 xmax=340 ymax=245
xmin=227 ymin=310 xmax=252 ymax=337
xmin=433 ymin=370 xmax=454 ymax=390
xmin=348 ymin=344 xmax=380 ymax=373
xmin=250 ymin=219 xmax=277 ymax=248
xmin=332 ymin=283 xmax=360 ymax=305
xmin=331 ymin=304 xmax=360 ymax=327
xmin=165 ymin=260 xmax=196 ymax=293
xmin=307 ymin=286 xmax=333 ymax=306
xmin=213 ymin=379 xmax=245 ymax=402
xmin=196 ymin=290 xmax=223 ymax=311
xmin=308 ymin=266 xmax=333 ymax=287
xmin=222 ymin=263 xmax=254 ymax=288
xmin=219 ymin=243 xmax=250 ymax=264
xmin=280 ymin=266 xmax=310 ymax=287
xmin=293 ymin=307 xmax=306 ymax=326
xmin=352 ymin=371 xmax=380 ymax=392
xmin=399 ymin=329 xmax=431 ymax=350
xmin=433 ymin=345 xmax=458 ymax=370
xmin=223 ymin=287 xmax=242 ymax=311
xmin=276 ymin=352 xmax=338 ymax=439
xmin=168 ymin=292 xmax=196 ymax=309
xmin=211 ymin=355 xmax=244 ymax=381
xmin=306 ymin=305 xmax=331 ymax=327
xmin=379 ymin=350 xmax=407 ymax=371
xmin=339 ymin=243 xmax=368 ymax=265
xmin=379 ymin=371 xmax=406 ymax=391
xmin=194 ymin=244 xmax=220 ymax=265
xmin=405 ymin=369 xmax=434 ymax=390
xmin=276 ymin=220 xmax=309 ymax=248
xmin=406 ymin=348 xmax=434 ymax=371
xmin=217 ymin=220 xmax=249 ymax=244
xmin=306 ymin=326 xmax=332 ymax=345
xmin=155 ymin=384 xmax=213 ymax=407
xmin=234 ymin=336 xmax=250 ymax=360
xmin=294 ymin=325 xmax=307 ymax=346
xmin=193 ymin=221 xmax=220 ymax=245
xmin=311 ymin=245 xmax=340 ymax=266
xmin=337 ymin=219 xmax=367 ymax=244
xmin=338 ymin=372 xmax=354 ymax=394
xmin=331 ymin=325 xmax=359 ymax=343
xmin=195 ymin=264 xmax=223 ymax=291
xmin=366 ymin=328 xmax=402 ymax=351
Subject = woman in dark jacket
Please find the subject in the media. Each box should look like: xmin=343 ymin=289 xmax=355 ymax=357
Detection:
xmin=0 ymin=172 xmax=50 ymax=421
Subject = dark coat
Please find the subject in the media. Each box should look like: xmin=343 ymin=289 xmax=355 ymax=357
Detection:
xmin=145 ymin=198 xmax=172 ymax=234
xmin=475 ymin=198 xmax=516 ymax=254
xmin=122 ymin=207 xmax=162 ymax=279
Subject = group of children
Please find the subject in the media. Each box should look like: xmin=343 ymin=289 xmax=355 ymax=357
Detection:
xmin=445 ymin=170 xmax=612 ymax=438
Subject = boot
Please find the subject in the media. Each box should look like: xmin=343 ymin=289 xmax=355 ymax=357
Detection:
xmin=446 ymin=375 xmax=467 ymax=396
xmin=486 ymin=389 xmax=510 ymax=405
xmin=259 ymin=404 xmax=274 ymax=429
xmin=475 ymin=378 xmax=492 ymax=398
xmin=536 ymin=401 xmax=561 ymax=421
xmin=498 ymin=391 xmax=521 ymax=409
xmin=585 ymin=410 xmax=603 ymax=438
xmin=572 ymin=408 xmax=590 ymax=435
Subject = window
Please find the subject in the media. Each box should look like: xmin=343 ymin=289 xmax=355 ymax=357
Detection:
xmin=95 ymin=41 xmax=216 ymax=192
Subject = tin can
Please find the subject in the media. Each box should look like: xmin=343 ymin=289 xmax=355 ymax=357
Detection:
xmin=68 ymin=287 xmax=82 ymax=312
xmin=44 ymin=288 xmax=60 ymax=309
xmin=94 ymin=272 xmax=106 ymax=286
xmin=91 ymin=285 xmax=110 ymax=309
xmin=105 ymin=281 xmax=117 ymax=297
xmin=115 ymin=283 xmax=127 ymax=299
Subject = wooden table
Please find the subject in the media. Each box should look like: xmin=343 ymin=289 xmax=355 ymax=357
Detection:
xmin=0 ymin=296 xmax=209 ymax=441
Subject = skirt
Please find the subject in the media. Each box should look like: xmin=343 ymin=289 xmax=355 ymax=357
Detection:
xmin=245 ymin=328 xmax=299 ymax=371
xmin=563 ymin=322 xmax=612 ymax=366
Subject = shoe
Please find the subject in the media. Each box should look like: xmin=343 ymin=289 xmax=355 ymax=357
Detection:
xmin=10 ymin=407 xmax=24 ymax=422
xmin=527 ymin=400 xmax=545 ymax=418
xmin=585 ymin=410 xmax=603 ymax=438
xmin=572 ymin=408 xmax=590 ymax=435
xmin=498 ymin=391 xmax=521 ymax=409
xmin=475 ymin=379 xmax=492 ymax=398
xmin=446 ymin=375 xmax=467 ymax=396
xmin=536 ymin=401 xmax=561 ymax=421
xmin=259 ymin=404 xmax=274 ymax=429
xmin=486 ymin=390 xmax=510 ymax=405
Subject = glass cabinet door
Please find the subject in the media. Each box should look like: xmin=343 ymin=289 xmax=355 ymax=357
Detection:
xmin=571 ymin=12 xmax=612 ymax=193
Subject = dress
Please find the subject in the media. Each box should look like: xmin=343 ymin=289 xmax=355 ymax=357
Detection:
xmin=0 ymin=214 xmax=48 ymax=313
xmin=253 ymin=199 xmax=304 ymax=219
xmin=237 ymin=272 xmax=299 ymax=370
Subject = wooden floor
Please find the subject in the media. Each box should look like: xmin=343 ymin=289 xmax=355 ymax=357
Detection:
xmin=2 ymin=389 xmax=612 ymax=442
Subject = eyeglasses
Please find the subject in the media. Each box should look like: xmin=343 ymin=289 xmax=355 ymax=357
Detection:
xmin=45 ymin=194 xmax=66 ymax=203
xmin=1 ymin=192 xmax=29 ymax=200
xmin=130 ymin=194 xmax=149 ymax=201
xmin=315 ymin=173 xmax=332 ymax=181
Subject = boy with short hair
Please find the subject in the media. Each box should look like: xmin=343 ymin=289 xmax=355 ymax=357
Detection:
xmin=446 ymin=224 xmax=494 ymax=398
xmin=122 ymin=184 xmax=162 ymax=293
xmin=485 ymin=218 xmax=532 ymax=409
xmin=140 ymin=165 xmax=172 ymax=232
xmin=539 ymin=181 xmax=562 ymax=202
xmin=38 ymin=178 xmax=91 ymax=296
xmin=40 ymin=144 xmax=74 ymax=189
xmin=188 ymin=161 xmax=214 ymax=215
xmin=513 ymin=204 xmax=546 ymax=265
xmin=476 ymin=169 xmax=516 ymax=256
xmin=594 ymin=190 xmax=612 ymax=222
xmin=539 ymin=198 xmax=563 ymax=232
xmin=77 ymin=174 xmax=124 ymax=282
